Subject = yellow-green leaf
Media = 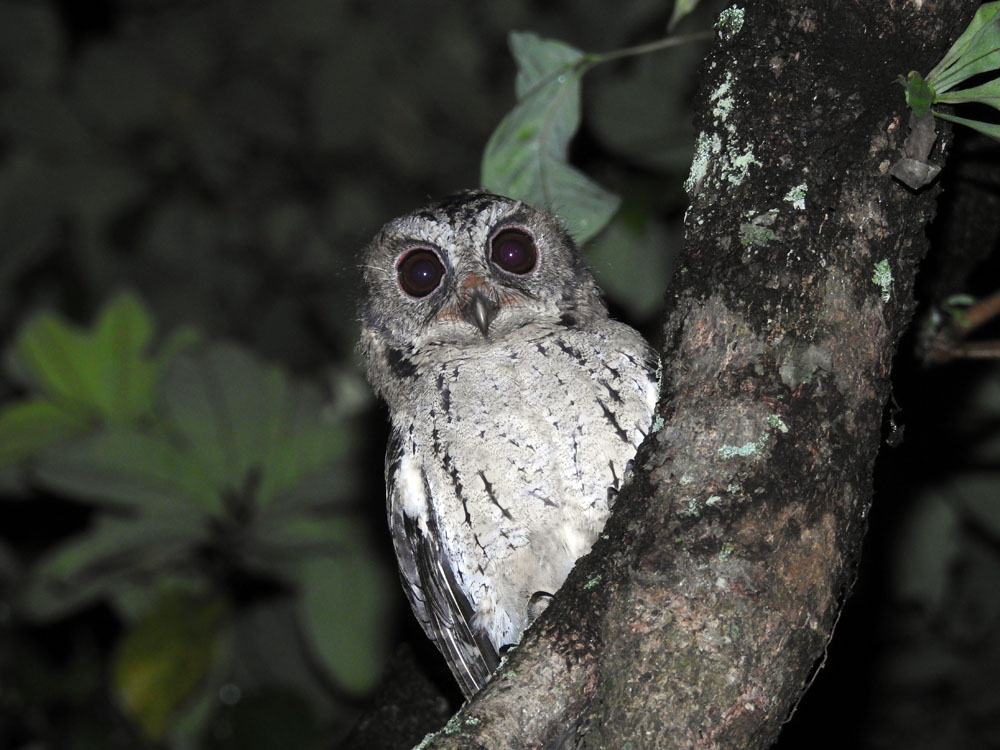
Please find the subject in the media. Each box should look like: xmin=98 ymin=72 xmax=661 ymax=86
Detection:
xmin=113 ymin=590 xmax=226 ymax=740
xmin=9 ymin=292 xmax=162 ymax=423
xmin=0 ymin=398 xmax=91 ymax=467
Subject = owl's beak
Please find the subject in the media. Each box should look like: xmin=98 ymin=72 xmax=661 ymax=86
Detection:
xmin=463 ymin=289 xmax=498 ymax=336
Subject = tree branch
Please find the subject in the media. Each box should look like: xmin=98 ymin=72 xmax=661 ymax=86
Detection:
xmin=416 ymin=1 xmax=977 ymax=747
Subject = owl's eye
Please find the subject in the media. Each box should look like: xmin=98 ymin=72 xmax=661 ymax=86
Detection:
xmin=397 ymin=248 xmax=445 ymax=298
xmin=490 ymin=229 xmax=537 ymax=275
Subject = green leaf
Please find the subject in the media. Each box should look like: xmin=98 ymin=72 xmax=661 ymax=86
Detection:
xmin=296 ymin=553 xmax=391 ymax=695
xmin=0 ymin=292 xmax=198 ymax=466
xmin=936 ymin=76 xmax=1000 ymax=111
xmin=21 ymin=515 xmax=203 ymax=619
xmin=481 ymin=32 xmax=620 ymax=243
xmin=256 ymin=382 xmax=349 ymax=509
xmin=23 ymin=340 xmax=359 ymax=629
xmin=113 ymin=590 xmax=227 ymax=740
xmin=0 ymin=398 xmax=91 ymax=467
xmin=159 ymin=343 xmax=285 ymax=493
xmin=10 ymin=292 xmax=158 ymax=423
xmin=927 ymin=1 xmax=1000 ymax=93
xmin=669 ymin=0 xmax=702 ymax=32
xmin=932 ymin=109 xmax=1000 ymax=141
xmin=33 ymin=427 xmax=223 ymax=515
xmin=511 ymin=31 xmax=584 ymax=97
xmin=159 ymin=343 xmax=350 ymax=508
xmin=585 ymin=203 xmax=675 ymax=320
xmin=252 ymin=514 xmax=356 ymax=557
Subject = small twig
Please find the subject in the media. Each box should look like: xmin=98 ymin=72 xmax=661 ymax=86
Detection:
xmin=587 ymin=31 xmax=715 ymax=66
xmin=924 ymin=290 xmax=1000 ymax=363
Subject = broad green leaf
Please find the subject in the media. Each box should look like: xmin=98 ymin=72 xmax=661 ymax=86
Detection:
xmin=9 ymin=292 xmax=160 ymax=423
xmin=159 ymin=343 xmax=349 ymax=509
xmin=510 ymin=31 xmax=584 ymax=98
xmin=159 ymin=343 xmax=285 ymax=492
xmin=297 ymin=554 xmax=390 ymax=694
xmin=0 ymin=398 xmax=91 ymax=467
xmin=481 ymin=32 xmax=620 ymax=243
xmin=264 ymin=462 xmax=356 ymax=514
xmin=90 ymin=293 xmax=156 ymax=421
xmin=21 ymin=516 xmax=202 ymax=619
xmin=250 ymin=514 xmax=356 ymax=561
xmin=258 ymin=402 xmax=349 ymax=508
xmin=936 ymin=76 xmax=1000 ymax=111
xmin=927 ymin=1 xmax=1000 ymax=92
xmin=113 ymin=590 xmax=226 ymax=740
xmin=1 ymin=292 xmax=198 ymax=466
xmin=9 ymin=311 xmax=92 ymax=405
xmin=33 ymin=427 xmax=223 ymax=515
xmin=586 ymin=205 xmax=675 ymax=320
xmin=933 ymin=109 xmax=1000 ymax=140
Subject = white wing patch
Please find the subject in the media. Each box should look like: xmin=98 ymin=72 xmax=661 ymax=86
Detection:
xmin=397 ymin=453 xmax=430 ymax=532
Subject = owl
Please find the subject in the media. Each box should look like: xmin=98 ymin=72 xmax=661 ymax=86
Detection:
xmin=358 ymin=190 xmax=659 ymax=699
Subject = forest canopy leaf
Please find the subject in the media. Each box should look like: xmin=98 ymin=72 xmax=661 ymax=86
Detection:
xmin=481 ymin=32 xmax=619 ymax=243
xmin=297 ymin=553 xmax=391 ymax=695
xmin=33 ymin=427 xmax=223 ymax=515
xmin=21 ymin=515 xmax=203 ymax=619
xmin=159 ymin=342 xmax=350 ymax=509
xmin=113 ymin=590 xmax=226 ymax=740
xmin=0 ymin=292 xmax=198 ymax=466
xmin=0 ymin=398 xmax=90 ymax=467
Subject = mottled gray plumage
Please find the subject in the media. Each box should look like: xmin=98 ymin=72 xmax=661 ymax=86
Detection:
xmin=358 ymin=190 xmax=658 ymax=698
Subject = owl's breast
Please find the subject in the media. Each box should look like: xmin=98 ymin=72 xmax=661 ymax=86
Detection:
xmin=392 ymin=322 xmax=658 ymax=647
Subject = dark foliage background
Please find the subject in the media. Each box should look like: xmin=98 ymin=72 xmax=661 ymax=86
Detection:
xmin=0 ymin=1 xmax=997 ymax=748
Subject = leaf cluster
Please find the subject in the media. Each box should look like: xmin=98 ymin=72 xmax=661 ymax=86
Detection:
xmin=904 ymin=1 xmax=1000 ymax=140
xmin=1 ymin=294 xmax=390 ymax=745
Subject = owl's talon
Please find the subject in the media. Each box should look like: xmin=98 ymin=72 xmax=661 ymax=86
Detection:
xmin=527 ymin=590 xmax=553 ymax=624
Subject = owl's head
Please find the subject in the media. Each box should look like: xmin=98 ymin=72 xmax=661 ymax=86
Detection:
xmin=358 ymin=191 xmax=606 ymax=361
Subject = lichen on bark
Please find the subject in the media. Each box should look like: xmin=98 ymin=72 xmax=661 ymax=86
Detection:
xmin=411 ymin=1 xmax=977 ymax=748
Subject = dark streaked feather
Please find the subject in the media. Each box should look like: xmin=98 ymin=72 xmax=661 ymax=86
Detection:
xmin=385 ymin=428 xmax=499 ymax=698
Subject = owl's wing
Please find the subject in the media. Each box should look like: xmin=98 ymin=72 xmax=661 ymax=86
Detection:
xmin=385 ymin=428 xmax=500 ymax=699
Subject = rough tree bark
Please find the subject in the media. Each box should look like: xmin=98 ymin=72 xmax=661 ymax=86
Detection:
xmin=397 ymin=1 xmax=977 ymax=748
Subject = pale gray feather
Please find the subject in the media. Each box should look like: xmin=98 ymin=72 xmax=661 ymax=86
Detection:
xmin=359 ymin=190 xmax=659 ymax=698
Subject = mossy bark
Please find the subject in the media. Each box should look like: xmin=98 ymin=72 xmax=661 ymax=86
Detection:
xmin=400 ymin=1 xmax=978 ymax=748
